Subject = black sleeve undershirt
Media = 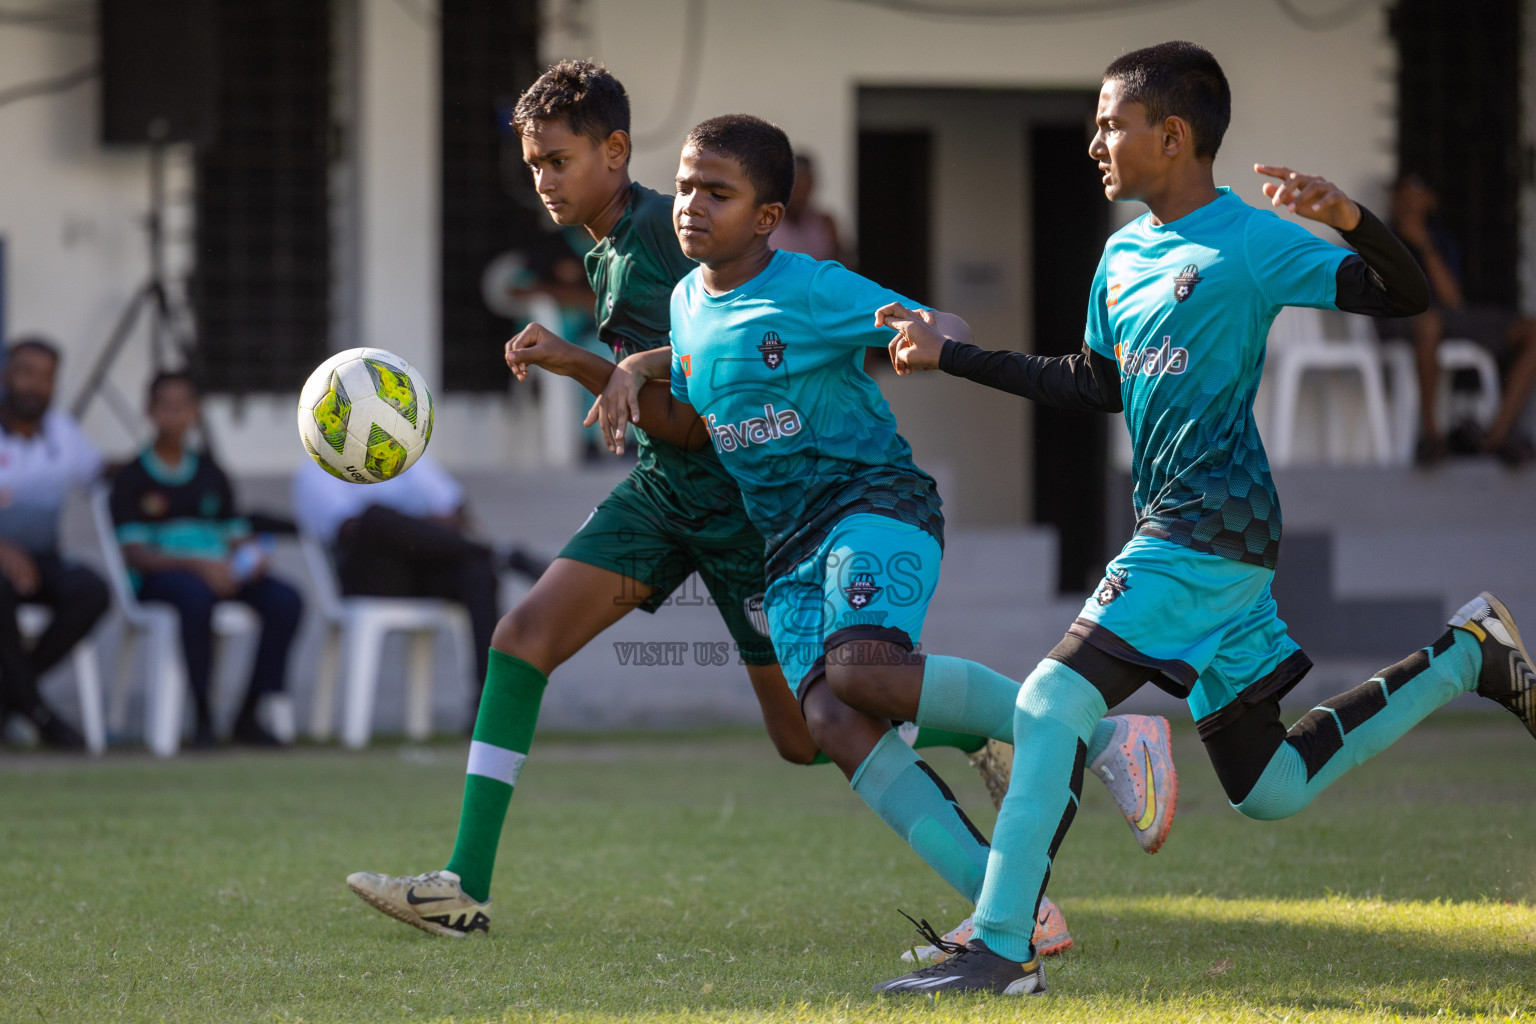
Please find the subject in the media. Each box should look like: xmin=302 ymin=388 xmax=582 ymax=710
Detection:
xmin=937 ymin=338 xmax=1122 ymax=413
xmin=1332 ymin=202 xmax=1430 ymax=317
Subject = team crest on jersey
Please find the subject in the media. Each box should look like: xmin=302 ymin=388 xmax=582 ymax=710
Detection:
xmin=1173 ymin=264 xmax=1203 ymax=303
xmin=1095 ymin=567 xmax=1130 ymax=606
xmin=758 ymin=331 xmax=786 ymax=369
xmin=843 ymin=572 xmax=882 ymax=610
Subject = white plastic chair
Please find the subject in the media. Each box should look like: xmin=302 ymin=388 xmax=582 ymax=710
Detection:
xmin=300 ymin=529 xmax=473 ymax=749
xmin=17 ymin=604 xmax=106 ymax=755
xmin=90 ymin=486 xmax=261 ymax=757
xmin=1265 ymin=305 xmax=1394 ymax=466
xmin=1380 ymin=338 xmax=1502 ymax=464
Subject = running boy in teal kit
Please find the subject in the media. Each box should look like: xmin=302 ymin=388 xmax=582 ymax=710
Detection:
xmin=874 ymin=41 xmax=1535 ymax=996
xmin=622 ymin=113 xmax=1179 ymax=961
xmin=344 ymin=61 xmax=1088 ymax=947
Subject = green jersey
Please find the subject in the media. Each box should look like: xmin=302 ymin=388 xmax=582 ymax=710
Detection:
xmin=582 ymin=183 xmax=746 ymax=534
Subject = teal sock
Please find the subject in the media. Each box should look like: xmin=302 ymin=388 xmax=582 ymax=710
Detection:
xmin=1087 ymin=717 xmax=1117 ymax=763
xmin=850 ymin=729 xmax=991 ymax=902
xmin=1236 ymin=629 xmax=1479 ymax=820
xmin=444 ymin=650 xmax=548 ymax=903
xmin=916 ymin=654 xmax=1021 ymax=743
xmin=972 ymin=659 xmax=1106 ymax=962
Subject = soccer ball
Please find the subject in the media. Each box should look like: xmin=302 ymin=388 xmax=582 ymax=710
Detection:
xmin=297 ymin=348 xmax=434 ymax=484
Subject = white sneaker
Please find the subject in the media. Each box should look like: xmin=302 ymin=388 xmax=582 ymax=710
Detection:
xmin=345 ymin=868 xmax=490 ymax=938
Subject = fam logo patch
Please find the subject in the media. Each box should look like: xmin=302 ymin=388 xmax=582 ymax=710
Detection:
xmin=758 ymin=331 xmax=786 ymax=370
xmin=1094 ymin=567 xmax=1130 ymax=607
xmin=843 ymin=572 xmax=882 ymax=610
xmin=680 ymin=354 xmax=693 ymax=377
xmin=1173 ymin=264 xmax=1203 ymax=303
xmin=1107 ymin=282 xmax=1122 ymax=308
xmin=743 ymin=593 xmax=770 ymax=638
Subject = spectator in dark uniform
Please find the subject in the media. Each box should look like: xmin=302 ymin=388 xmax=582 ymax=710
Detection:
xmin=110 ymin=372 xmax=302 ymax=748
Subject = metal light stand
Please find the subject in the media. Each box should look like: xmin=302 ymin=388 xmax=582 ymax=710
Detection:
xmin=71 ymin=138 xmax=199 ymax=435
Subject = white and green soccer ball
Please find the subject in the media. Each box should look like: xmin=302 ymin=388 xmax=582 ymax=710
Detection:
xmin=297 ymin=348 xmax=434 ymax=484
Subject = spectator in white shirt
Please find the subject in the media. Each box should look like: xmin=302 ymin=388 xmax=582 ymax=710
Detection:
xmin=0 ymin=338 xmax=109 ymax=749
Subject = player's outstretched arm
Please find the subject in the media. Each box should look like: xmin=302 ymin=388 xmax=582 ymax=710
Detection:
xmin=608 ymin=379 xmax=709 ymax=453
xmin=583 ymin=346 xmax=673 ymax=457
xmin=504 ymin=322 xmax=618 ymax=396
xmin=878 ymin=302 xmax=1121 ymax=413
xmin=1255 ymin=164 xmax=1429 ymax=317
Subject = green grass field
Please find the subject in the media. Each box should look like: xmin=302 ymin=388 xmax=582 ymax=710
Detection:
xmin=3 ymin=716 xmax=1534 ymax=1023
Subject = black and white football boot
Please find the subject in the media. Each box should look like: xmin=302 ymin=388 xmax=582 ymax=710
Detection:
xmin=1449 ymin=592 xmax=1536 ymax=740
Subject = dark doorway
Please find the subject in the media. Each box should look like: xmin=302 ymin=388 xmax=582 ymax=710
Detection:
xmin=856 ymin=130 xmax=932 ymax=301
xmin=1391 ymin=0 xmax=1522 ymax=305
xmin=1030 ymin=121 xmax=1110 ymax=593
xmin=439 ymin=0 xmax=544 ymax=391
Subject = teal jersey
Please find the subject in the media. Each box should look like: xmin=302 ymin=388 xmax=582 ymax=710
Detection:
xmin=669 ymin=249 xmax=943 ymax=581
xmin=583 ymin=182 xmax=746 ymax=532
xmin=1086 ymin=188 xmax=1349 ymax=570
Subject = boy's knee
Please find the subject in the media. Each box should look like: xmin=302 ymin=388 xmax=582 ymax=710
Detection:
xmin=490 ymin=605 xmax=555 ymax=671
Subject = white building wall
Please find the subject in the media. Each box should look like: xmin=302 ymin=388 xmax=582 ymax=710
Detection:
xmin=0 ymin=19 xmax=194 ymax=454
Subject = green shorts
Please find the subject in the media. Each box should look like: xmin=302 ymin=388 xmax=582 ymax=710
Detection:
xmin=558 ymin=473 xmax=777 ymax=665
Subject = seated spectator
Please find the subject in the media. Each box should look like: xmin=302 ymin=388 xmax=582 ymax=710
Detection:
xmin=0 ymin=338 xmax=110 ymax=749
xmin=110 ymin=372 xmax=301 ymax=748
xmin=1381 ymin=173 xmax=1536 ymax=466
xmin=293 ymin=456 xmax=545 ymax=722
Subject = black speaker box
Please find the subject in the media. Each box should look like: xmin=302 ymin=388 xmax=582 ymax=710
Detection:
xmin=100 ymin=0 xmax=219 ymax=145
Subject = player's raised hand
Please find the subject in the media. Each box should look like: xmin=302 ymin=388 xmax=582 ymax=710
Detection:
xmin=504 ymin=322 xmax=575 ymax=382
xmin=875 ymin=302 xmax=945 ymax=375
xmin=1255 ymin=164 xmax=1362 ymax=232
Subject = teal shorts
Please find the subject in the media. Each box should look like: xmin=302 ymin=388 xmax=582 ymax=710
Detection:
xmin=559 ymin=473 xmax=776 ymax=665
xmin=764 ymin=514 xmax=943 ymax=696
xmin=1071 ymin=535 xmax=1311 ymax=730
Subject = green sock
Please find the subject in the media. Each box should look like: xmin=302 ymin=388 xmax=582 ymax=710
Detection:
xmin=804 ymin=725 xmax=986 ymax=766
xmin=444 ymin=650 xmax=547 ymax=903
xmin=916 ymin=654 xmax=1021 ymax=743
xmin=913 ymin=726 xmax=987 ymax=754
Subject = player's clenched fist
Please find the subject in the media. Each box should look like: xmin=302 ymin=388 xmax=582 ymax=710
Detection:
xmin=1254 ymin=164 xmax=1362 ymax=232
xmin=504 ymin=322 xmax=577 ymax=382
xmin=876 ymin=302 xmax=946 ymax=375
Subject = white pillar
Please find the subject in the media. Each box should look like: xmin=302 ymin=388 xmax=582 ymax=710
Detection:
xmin=355 ymin=0 xmax=439 ymax=377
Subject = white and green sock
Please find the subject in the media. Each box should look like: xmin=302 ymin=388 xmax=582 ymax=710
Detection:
xmin=444 ymin=649 xmax=547 ymax=903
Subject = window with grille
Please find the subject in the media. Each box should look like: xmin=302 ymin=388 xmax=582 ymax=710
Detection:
xmin=193 ymin=0 xmax=331 ymax=393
